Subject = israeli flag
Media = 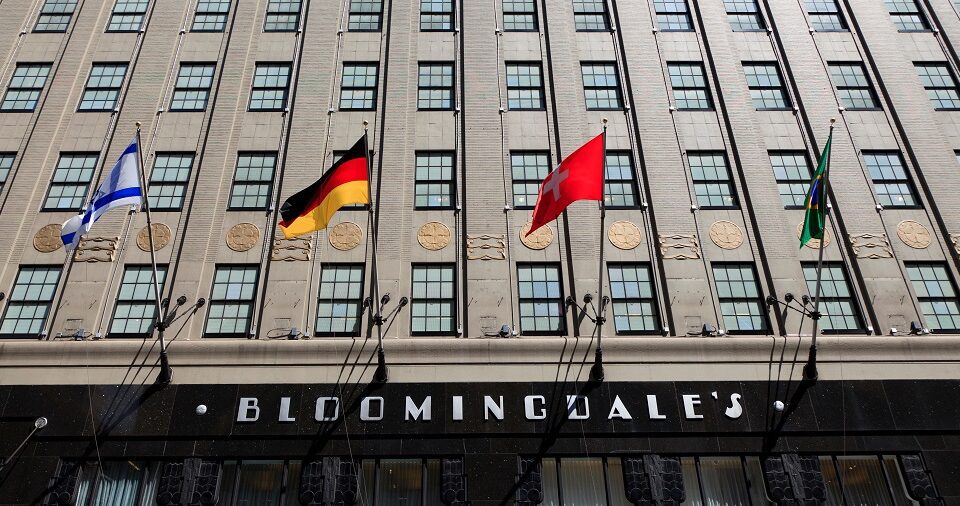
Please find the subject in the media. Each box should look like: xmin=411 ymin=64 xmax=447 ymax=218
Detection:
xmin=61 ymin=140 xmax=143 ymax=250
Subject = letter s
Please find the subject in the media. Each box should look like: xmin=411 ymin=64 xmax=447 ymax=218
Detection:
xmin=724 ymin=393 xmax=743 ymax=419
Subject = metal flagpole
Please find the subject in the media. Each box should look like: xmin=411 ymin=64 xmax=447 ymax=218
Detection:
xmin=803 ymin=118 xmax=836 ymax=382
xmin=363 ymin=121 xmax=387 ymax=383
xmin=591 ymin=119 xmax=609 ymax=382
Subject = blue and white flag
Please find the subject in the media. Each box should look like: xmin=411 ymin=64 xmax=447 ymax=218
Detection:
xmin=61 ymin=139 xmax=143 ymax=250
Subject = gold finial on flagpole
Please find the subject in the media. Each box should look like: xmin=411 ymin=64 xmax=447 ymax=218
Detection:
xmin=135 ymin=121 xmax=141 ymax=128
xmin=363 ymin=120 xmax=369 ymax=127
xmin=602 ymin=117 xmax=608 ymax=124
xmin=830 ymin=117 xmax=836 ymax=124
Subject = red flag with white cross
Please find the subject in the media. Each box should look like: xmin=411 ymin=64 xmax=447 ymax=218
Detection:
xmin=525 ymin=133 xmax=605 ymax=237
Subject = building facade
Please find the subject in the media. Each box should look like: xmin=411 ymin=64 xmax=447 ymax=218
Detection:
xmin=0 ymin=0 xmax=959 ymax=502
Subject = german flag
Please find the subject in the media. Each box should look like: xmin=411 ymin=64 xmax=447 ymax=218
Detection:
xmin=279 ymin=136 xmax=370 ymax=239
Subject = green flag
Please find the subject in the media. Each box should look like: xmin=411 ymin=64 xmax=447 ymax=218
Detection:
xmin=799 ymin=133 xmax=832 ymax=248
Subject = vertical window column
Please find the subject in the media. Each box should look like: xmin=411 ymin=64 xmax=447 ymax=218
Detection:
xmin=110 ymin=266 xmax=167 ymax=336
xmin=915 ymin=63 xmax=960 ymax=110
xmin=107 ymin=0 xmax=148 ymax=31
xmin=147 ymin=153 xmax=194 ymax=211
xmin=712 ymin=263 xmax=768 ymax=333
xmin=608 ymin=264 xmax=659 ymax=334
xmin=1 ymin=64 xmax=52 ymax=112
xmin=170 ymin=63 xmax=215 ymax=112
xmin=229 ymin=153 xmax=277 ymax=210
xmin=802 ymin=263 xmax=863 ymax=331
xmin=411 ymin=265 xmax=456 ymax=334
xmin=264 ymin=0 xmax=301 ymax=31
xmin=249 ymin=63 xmax=291 ymax=111
xmin=503 ymin=0 xmax=537 ymax=30
xmin=414 ymin=152 xmax=454 ymax=208
xmin=668 ymin=63 xmax=713 ymax=110
xmin=192 ymin=0 xmax=230 ymax=31
xmin=79 ymin=64 xmax=128 ymax=111
xmin=517 ymin=264 xmax=565 ymax=335
xmin=907 ymin=263 xmax=960 ymax=332
xmin=316 ymin=264 xmax=364 ymax=336
xmin=510 ymin=152 xmax=549 ymax=208
xmin=653 ymin=0 xmax=692 ymax=31
xmin=339 ymin=63 xmax=379 ymax=110
xmin=573 ymin=0 xmax=609 ymax=31
xmin=0 ymin=266 xmax=62 ymax=337
xmin=205 ymin=266 xmax=259 ymax=336
xmin=348 ymin=0 xmax=383 ymax=30
xmin=723 ymin=0 xmax=764 ymax=31
xmin=581 ymin=63 xmax=622 ymax=110
xmin=34 ymin=0 xmax=79 ymax=32
xmin=43 ymin=153 xmax=98 ymax=211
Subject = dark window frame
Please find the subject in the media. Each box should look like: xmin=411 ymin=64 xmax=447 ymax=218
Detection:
xmin=204 ymin=264 xmax=260 ymax=337
xmin=348 ymin=0 xmax=383 ymax=31
xmin=510 ymin=150 xmax=551 ymax=209
xmin=1 ymin=63 xmax=52 ymax=113
xmin=580 ymin=61 xmax=623 ymax=111
xmin=34 ymin=0 xmax=79 ymax=32
xmin=607 ymin=262 xmax=661 ymax=335
xmin=417 ymin=62 xmax=455 ymax=111
xmin=688 ymin=151 xmax=738 ymax=210
xmin=505 ymin=61 xmax=545 ymax=111
xmin=914 ymin=62 xmax=960 ymax=111
xmin=802 ymin=262 xmax=865 ymax=334
xmin=828 ymin=62 xmax=881 ymax=111
xmin=604 ymin=151 xmax=640 ymax=209
xmin=108 ymin=264 xmax=167 ymax=338
xmin=805 ymin=0 xmax=847 ymax=31
xmin=723 ymin=0 xmax=765 ymax=31
xmin=106 ymin=0 xmax=149 ymax=32
xmin=191 ymin=0 xmax=230 ymax=32
xmin=147 ymin=152 xmax=194 ymax=211
xmin=769 ymin=150 xmax=812 ymax=209
xmin=410 ymin=263 xmax=457 ymax=336
xmin=0 ymin=265 xmax=62 ymax=338
xmin=248 ymin=62 xmax=291 ymax=112
xmin=742 ymin=61 xmax=791 ymax=111
xmin=653 ymin=0 xmax=693 ymax=31
xmin=339 ymin=62 xmax=380 ymax=111
xmin=573 ymin=0 xmax=610 ymax=31
xmin=668 ymin=61 xmax=714 ymax=111
xmin=885 ymin=0 xmax=930 ymax=32
xmin=264 ymin=0 xmax=302 ymax=31
xmin=420 ymin=0 xmax=454 ymax=31
xmin=41 ymin=152 xmax=99 ymax=212
xmin=862 ymin=150 xmax=921 ymax=209
xmin=712 ymin=262 xmax=770 ymax=335
xmin=77 ymin=62 xmax=128 ymax=112
xmin=0 ymin=152 xmax=15 ymax=194
xmin=414 ymin=151 xmax=456 ymax=210
xmin=906 ymin=262 xmax=960 ymax=333
xmin=315 ymin=263 xmax=365 ymax=337
xmin=503 ymin=0 xmax=538 ymax=31
xmin=228 ymin=151 xmax=277 ymax=211
xmin=517 ymin=262 xmax=567 ymax=336
xmin=169 ymin=62 xmax=216 ymax=112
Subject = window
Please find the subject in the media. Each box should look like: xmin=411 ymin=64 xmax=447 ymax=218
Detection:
xmin=348 ymin=0 xmax=382 ymax=31
xmin=417 ymin=63 xmax=453 ymax=110
xmin=743 ymin=62 xmax=790 ymax=110
xmin=802 ymin=263 xmax=862 ymax=332
xmin=1 ymin=64 xmax=51 ymax=112
xmin=863 ymin=151 xmax=918 ymax=207
xmin=689 ymin=152 xmax=736 ymax=208
xmin=147 ymin=153 xmax=193 ymax=211
xmin=511 ymin=151 xmax=549 ymax=208
xmin=249 ymin=63 xmax=290 ymax=111
xmin=229 ymin=153 xmax=276 ymax=210
xmin=885 ymin=0 xmax=928 ymax=31
xmin=573 ymin=0 xmax=608 ymax=31
xmin=339 ymin=63 xmax=378 ymax=110
xmin=517 ymin=263 xmax=565 ymax=335
xmin=264 ymin=0 xmax=300 ymax=31
xmin=170 ymin=63 xmax=215 ymax=112
xmin=915 ymin=63 xmax=960 ymax=110
xmin=107 ymin=0 xmax=148 ymax=31
xmin=420 ymin=0 xmax=453 ymax=30
xmin=109 ymin=266 xmax=166 ymax=336
xmin=805 ymin=0 xmax=846 ymax=30
xmin=907 ymin=263 xmax=960 ymax=331
xmin=503 ymin=0 xmax=537 ymax=30
xmin=316 ymin=264 xmax=364 ymax=336
xmin=414 ymin=152 xmax=454 ymax=208
xmin=411 ymin=264 xmax=455 ymax=334
xmin=34 ymin=0 xmax=78 ymax=32
xmin=0 ymin=266 xmax=61 ymax=337
xmin=506 ymin=63 xmax=544 ymax=110
xmin=668 ymin=63 xmax=712 ymax=110
xmin=78 ymin=63 xmax=127 ymax=111
xmin=829 ymin=63 xmax=879 ymax=110
xmin=605 ymin=152 xmax=638 ymax=207
xmin=0 ymin=153 xmax=14 ymax=193
xmin=192 ymin=0 xmax=230 ymax=32
xmin=713 ymin=263 xmax=767 ymax=333
xmin=43 ymin=153 xmax=98 ymax=211
xmin=205 ymin=265 xmax=258 ymax=336
xmin=581 ymin=63 xmax=622 ymax=110
xmin=723 ymin=0 xmax=764 ymax=31
xmin=653 ymin=0 xmax=693 ymax=31
xmin=769 ymin=151 xmax=811 ymax=208
xmin=608 ymin=263 xmax=659 ymax=334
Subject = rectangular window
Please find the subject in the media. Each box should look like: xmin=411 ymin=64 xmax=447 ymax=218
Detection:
xmin=864 ymin=151 xmax=918 ymax=207
xmin=653 ymin=0 xmax=693 ymax=31
xmin=518 ymin=263 xmax=565 ymax=335
xmin=915 ymin=63 xmax=960 ymax=110
xmin=0 ymin=266 xmax=61 ymax=337
xmin=411 ymin=264 xmax=455 ymax=334
xmin=43 ymin=153 xmax=98 ymax=211
xmin=316 ymin=264 xmax=364 ymax=336
xmin=192 ymin=0 xmax=230 ymax=32
xmin=420 ymin=0 xmax=453 ymax=30
xmin=229 ymin=153 xmax=276 ymax=210
xmin=0 ymin=153 xmax=14 ymax=194
xmin=1 ymin=64 xmax=51 ymax=112
xmin=743 ymin=62 xmax=790 ymax=110
xmin=264 ymin=0 xmax=300 ymax=31
xmin=78 ymin=63 xmax=127 ymax=111
xmin=806 ymin=0 xmax=846 ymax=30
xmin=907 ymin=263 xmax=960 ymax=332
xmin=511 ymin=151 xmax=550 ymax=209
xmin=205 ymin=265 xmax=258 ymax=336
xmin=170 ymin=63 xmax=215 ymax=112
xmin=605 ymin=151 xmax=638 ymax=208
xmin=713 ymin=263 xmax=767 ymax=333
xmin=802 ymin=263 xmax=862 ymax=332
xmin=414 ymin=152 xmax=454 ymax=208
xmin=506 ymin=63 xmax=544 ymax=110
xmin=249 ymin=63 xmax=290 ymax=111
xmin=573 ymin=0 xmax=609 ymax=31
xmin=503 ymin=0 xmax=537 ymax=30
xmin=668 ymin=63 xmax=712 ymax=110
xmin=770 ymin=151 xmax=811 ymax=208
xmin=339 ymin=63 xmax=378 ymax=110
xmin=608 ymin=263 xmax=659 ymax=334
xmin=348 ymin=0 xmax=382 ymax=31
xmin=417 ymin=63 xmax=453 ymax=110
xmin=581 ymin=63 xmax=622 ymax=110
xmin=723 ymin=0 xmax=764 ymax=31
xmin=885 ymin=0 xmax=928 ymax=31
xmin=829 ymin=63 xmax=879 ymax=110
xmin=147 ymin=153 xmax=193 ymax=211
xmin=34 ymin=0 xmax=78 ymax=32
xmin=689 ymin=152 xmax=736 ymax=208
xmin=109 ymin=266 xmax=166 ymax=336
xmin=107 ymin=0 xmax=148 ymax=31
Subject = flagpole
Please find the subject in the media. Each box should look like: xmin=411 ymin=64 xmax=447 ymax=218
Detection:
xmin=803 ymin=118 xmax=835 ymax=382
xmin=363 ymin=121 xmax=387 ymax=383
xmin=591 ymin=119 xmax=608 ymax=382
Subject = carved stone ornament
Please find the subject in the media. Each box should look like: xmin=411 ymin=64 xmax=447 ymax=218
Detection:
xmin=33 ymin=224 xmax=63 ymax=253
xmin=417 ymin=221 xmax=451 ymax=251
xmin=75 ymin=236 xmax=118 ymax=262
xmin=136 ymin=223 xmax=172 ymax=252
xmin=709 ymin=221 xmax=744 ymax=250
xmin=850 ymin=232 xmax=893 ymax=259
xmin=272 ymin=236 xmax=311 ymax=261
xmin=796 ymin=223 xmax=831 ymax=249
xmin=225 ymin=223 xmax=260 ymax=252
xmin=608 ymin=220 xmax=642 ymax=250
xmin=328 ymin=222 xmax=362 ymax=251
xmin=659 ymin=234 xmax=701 ymax=260
xmin=466 ymin=234 xmax=506 ymax=260
xmin=520 ymin=222 xmax=553 ymax=250
xmin=897 ymin=220 xmax=932 ymax=249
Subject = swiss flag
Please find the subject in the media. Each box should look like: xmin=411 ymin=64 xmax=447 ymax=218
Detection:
xmin=526 ymin=132 xmax=605 ymax=236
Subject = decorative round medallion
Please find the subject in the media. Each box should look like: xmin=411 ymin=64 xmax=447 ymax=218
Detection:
xmin=709 ymin=221 xmax=744 ymax=250
xmin=136 ymin=223 xmax=172 ymax=252
xmin=897 ymin=220 xmax=931 ymax=249
xmin=608 ymin=220 xmax=642 ymax=250
xmin=796 ymin=223 xmax=831 ymax=249
xmin=328 ymin=222 xmax=363 ymax=251
xmin=417 ymin=221 xmax=451 ymax=251
xmin=33 ymin=224 xmax=63 ymax=253
xmin=225 ymin=223 xmax=260 ymax=252
xmin=520 ymin=222 xmax=553 ymax=250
